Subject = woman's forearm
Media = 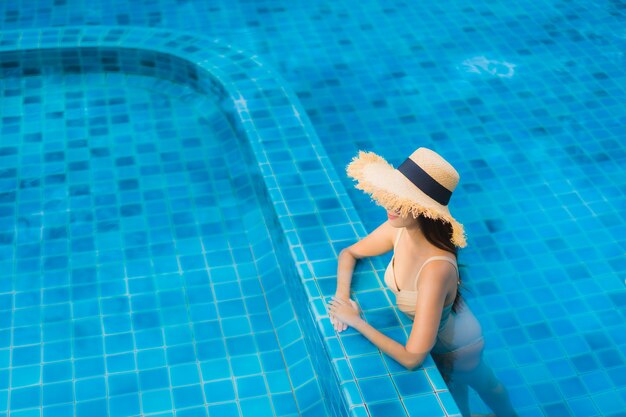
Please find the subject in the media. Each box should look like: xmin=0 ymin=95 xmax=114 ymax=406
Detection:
xmin=335 ymin=248 xmax=357 ymax=299
xmin=353 ymin=319 xmax=427 ymax=370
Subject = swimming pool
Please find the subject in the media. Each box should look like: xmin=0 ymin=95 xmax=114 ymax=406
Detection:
xmin=0 ymin=35 xmax=336 ymax=416
xmin=2 ymin=1 xmax=626 ymax=417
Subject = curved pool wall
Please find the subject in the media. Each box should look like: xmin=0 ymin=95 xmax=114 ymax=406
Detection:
xmin=0 ymin=27 xmax=460 ymax=417
xmin=0 ymin=29 xmax=333 ymax=417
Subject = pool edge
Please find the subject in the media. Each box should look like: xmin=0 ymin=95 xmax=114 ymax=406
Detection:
xmin=0 ymin=26 xmax=461 ymax=417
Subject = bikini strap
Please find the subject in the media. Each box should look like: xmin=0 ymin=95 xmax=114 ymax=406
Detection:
xmin=413 ymin=256 xmax=459 ymax=291
xmin=393 ymin=227 xmax=404 ymax=248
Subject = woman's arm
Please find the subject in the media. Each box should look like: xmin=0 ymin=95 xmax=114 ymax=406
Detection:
xmin=335 ymin=221 xmax=396 ymax=300
xmin=329 ymin=260 xmax=455 ymax=370
xmin=405 ymin=261 xmax=455 ymax=354
xmin=334 ymin=248 xmax=359 ymax=301
xmin=332 ymin=221 xmax=395 ymax=331
xmin=328 ymin=298 xmax=427 ymax=369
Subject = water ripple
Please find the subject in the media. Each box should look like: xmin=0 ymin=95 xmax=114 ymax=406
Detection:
xmin=460 ymin=56 xmax=517 ymax=78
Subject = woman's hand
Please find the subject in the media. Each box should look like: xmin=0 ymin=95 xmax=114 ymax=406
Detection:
xmin=329 ymin=296 xmax=355 ymax=332
xmin=328 ymin=297 xmax=362 ymax=331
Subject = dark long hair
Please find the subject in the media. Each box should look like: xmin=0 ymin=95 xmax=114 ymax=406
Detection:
xmin=416 ymin=215 xmax=463 ymax=313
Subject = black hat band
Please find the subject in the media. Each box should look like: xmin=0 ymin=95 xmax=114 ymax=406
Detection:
xmin=397 ymin=158 xmax=452 ymax=206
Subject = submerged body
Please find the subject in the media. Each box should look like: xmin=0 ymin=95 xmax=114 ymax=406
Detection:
xmin=383 ymin=227 xmax=516 ymax=417
xmin=331 ymin=147 xmax=517 ymax=417
xmin=330 ymin=219 xmax=518 ymax=417
xmin=384 ymin=227 xmax=484 ymax=358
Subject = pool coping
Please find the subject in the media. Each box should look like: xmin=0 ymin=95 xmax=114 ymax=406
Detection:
xmin=0 ymin=26 xmax=461 ymax=417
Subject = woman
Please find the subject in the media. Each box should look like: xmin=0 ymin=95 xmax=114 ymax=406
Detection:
xmin=328 ymin=147 xmax=517 ymax=417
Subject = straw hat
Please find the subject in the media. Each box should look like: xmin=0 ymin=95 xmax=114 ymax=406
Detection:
xmin=347 ymin=147 xmax=467 ymax=248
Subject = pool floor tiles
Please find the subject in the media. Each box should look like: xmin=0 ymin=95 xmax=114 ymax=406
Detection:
xmin=0 ymin=70 xmax=328 ymax=416
xmin=1 ymin=2 xmax=624 ymax=415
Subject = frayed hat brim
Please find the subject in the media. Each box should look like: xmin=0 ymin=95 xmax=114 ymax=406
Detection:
xmin=347 ymin=151 xmax=467 ymax=248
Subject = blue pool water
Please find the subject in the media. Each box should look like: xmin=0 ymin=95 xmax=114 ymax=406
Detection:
xmin=0 ymin=47 xmax=328 ymax=416
xmin=1 ymin=1 xmax=626 ymax=417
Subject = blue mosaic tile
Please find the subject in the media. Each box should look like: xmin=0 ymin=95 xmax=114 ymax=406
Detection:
xmin=207 ymin=402 xmax=239 ymax=417
xmin=0 ymin=27 xmax=335 ymax=417
xmin=10 ymin=386 xmax=40 ymax=410
xmin=393 ymin=371 xmax=436 ymax=398
xmin=266 ymin=370 xmax=292 ymax=395
xmin=239 ymin=397 xmax=273 ymax=417
xmin=175 ymin=406 xmax=208 ymax=417
xmin=76 ymin=399 xmax=108 ymax=417
xmin=109 ymin=393 xmax=140 ymax=416
xmin=4 ymin=0 xmax=626 ymax=415
xmin=403 ymin=394 xmax=447 ymax=417
xmin=368 ymin=401 xmax=407 ymax=417
xmin=358 ymin=377 xmax=398 ymax=403
xmin=349 ymin=354 xmax=388 ymax=379
xmin=230 ymin=354 xmax=263 ymax=377
xmin=272 ymin=392 xmax=299 ymax=416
